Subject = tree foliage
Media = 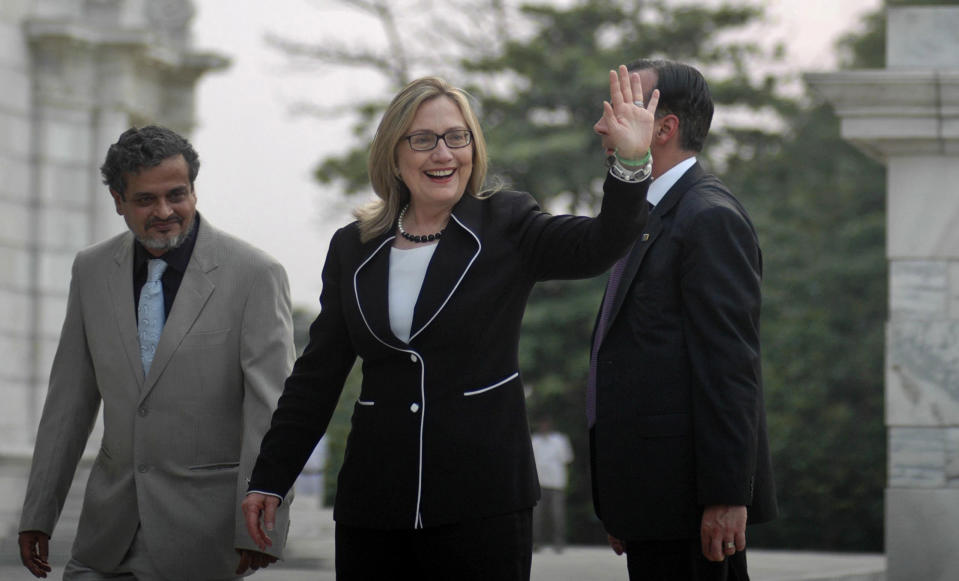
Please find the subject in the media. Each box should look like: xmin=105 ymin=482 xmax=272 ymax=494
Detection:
xmin=284 ymin=0 xmax=904 ymax=551
xmin=722 ymin=101 xmax=887 ymax=550
xmin=292 ymin=1 xmax=782 ymax=210
xmin=462 ymin=0 xmax=782 ymax=209
xmin=739 ymin=0 xmax=959 ymax=552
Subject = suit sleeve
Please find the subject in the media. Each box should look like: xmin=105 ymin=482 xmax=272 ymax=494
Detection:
xmin=19 ymin=256 xmax=102 ymax=535
xmin=248 ymin=229 xmax=358 ymax=499
xmin=234 ymin=260 xmax=295 ymax=556
xmin=513 ymin=175 xmax=649 ymax=281
xmin=680 ymin=202 xmax=764 ymax=507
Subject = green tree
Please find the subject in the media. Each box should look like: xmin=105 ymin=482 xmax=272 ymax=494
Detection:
xmin=723 ymin=101 xmax=887 ymax=550
xmin=468 ymin=2 xmax=791 ymax=544
xmin=295 ymin=0 xmax=794 ymax=546
xmin=462 ymin=1 xmax=786 ymax=209
xmin=740 ymin=0 xmax=959 ymax=552
xmin=285 ymin=0 xmax=917 ymax=551
xmin=303 ymin=1 xmax=784 ymax=207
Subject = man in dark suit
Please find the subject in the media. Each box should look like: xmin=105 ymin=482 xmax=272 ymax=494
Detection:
xmin=588 ymin=59 xmax=777 ymax=580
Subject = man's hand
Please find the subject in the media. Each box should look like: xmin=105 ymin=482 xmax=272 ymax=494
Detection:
xmin=19 ymin=531 xmax=52 ymax=578
xmin=235 ymin=549 xmax=278 ymax=575
xmin=700 ymin=505 xmax=747 ymax=562
xmin=241 ymin=492 xmax=280 ymax=551
xmin=607 ymin=534 xmax=626 ymax=555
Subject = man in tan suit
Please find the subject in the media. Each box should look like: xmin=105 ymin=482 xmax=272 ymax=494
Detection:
xmin=17 ymin=126 xmax=294 ymax=580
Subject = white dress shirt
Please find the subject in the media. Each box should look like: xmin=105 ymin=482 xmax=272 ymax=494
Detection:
xmin=647 ymin=156 xmax=697 ymax=207
xmin=389 ymin=244 xmax=437 ymax=343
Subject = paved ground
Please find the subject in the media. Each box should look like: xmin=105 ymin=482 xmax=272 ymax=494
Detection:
xmin=0 ymin=547 xmax=887 ymax=581
xmin=0 ymin=505 xmax=885 ymax=580
xmin=0 ymin=504 xmax=886 ymax=581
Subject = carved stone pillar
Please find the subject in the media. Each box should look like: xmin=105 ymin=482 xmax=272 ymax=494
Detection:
xmin=807 ymin=7 xmax=959 ymax=581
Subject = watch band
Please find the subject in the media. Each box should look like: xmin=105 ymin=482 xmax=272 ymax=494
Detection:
xmin=606 ymin=154 xmax=652 ymax=183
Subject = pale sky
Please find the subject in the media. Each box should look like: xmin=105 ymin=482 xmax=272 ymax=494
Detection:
xmin=190 ymin=0 xmax=882 ymax=310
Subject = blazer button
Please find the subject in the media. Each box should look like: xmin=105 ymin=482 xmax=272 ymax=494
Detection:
xmin=410 ymin=354 xmax=418 ymax=363
xmin=138 ymin=407 xmax=148 ymax=417
xmin=137 ymin=464 xmax=149 ymax=473
xmin=410 ymin=403 xmax=420 ymax=413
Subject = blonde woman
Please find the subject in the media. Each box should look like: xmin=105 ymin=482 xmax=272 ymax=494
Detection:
xmin=243 ymin=66 xmax=658 ymax=580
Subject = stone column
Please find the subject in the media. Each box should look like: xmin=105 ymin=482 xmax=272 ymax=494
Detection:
xmin=0 ymin=0 xmax=227 ymax=454
xmin=807 ymin=7 xmax=959 ymax=581
xmin=0 ymin=0 xmax=38 ymax=455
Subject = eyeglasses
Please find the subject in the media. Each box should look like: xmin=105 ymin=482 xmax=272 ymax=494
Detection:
xmin=404 ymin=129 xmax=473 ymax=152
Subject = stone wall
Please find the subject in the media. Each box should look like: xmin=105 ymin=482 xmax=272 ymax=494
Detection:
xmin=0 ymin=0 xmax=38 ymax=457
xmin=0 ymin=0 xmax=225 ymax=459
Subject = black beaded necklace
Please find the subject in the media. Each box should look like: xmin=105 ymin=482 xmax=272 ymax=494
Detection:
xmin=397 ymin=204 xmax=445 ymax=243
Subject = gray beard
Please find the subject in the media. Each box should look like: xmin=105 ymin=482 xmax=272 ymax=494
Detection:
xmin=136 ymin=215 xmax=194 ymax=252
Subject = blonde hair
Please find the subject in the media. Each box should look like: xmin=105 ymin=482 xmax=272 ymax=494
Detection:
xmin=354 ymin=77 xmax=490 ymax=242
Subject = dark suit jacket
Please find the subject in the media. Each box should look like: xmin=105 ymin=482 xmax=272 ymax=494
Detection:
xmin=250 ymin=176 xmax=648 ymax=530
xmin=590 ymin=162 xmax=777 ymax=541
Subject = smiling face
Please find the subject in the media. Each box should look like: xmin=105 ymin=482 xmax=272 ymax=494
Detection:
xmin=111 ymin=154 xmax=197 ymax=256
xmin=396 ymin=96 xmax=473 ymax=211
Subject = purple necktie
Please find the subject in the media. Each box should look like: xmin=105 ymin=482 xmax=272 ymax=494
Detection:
xmin=586 ymin=253 xmax=630 ymax=427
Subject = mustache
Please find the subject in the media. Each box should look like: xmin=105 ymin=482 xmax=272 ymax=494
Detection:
xmin=146 ymin=216 xmax=183 ymax=229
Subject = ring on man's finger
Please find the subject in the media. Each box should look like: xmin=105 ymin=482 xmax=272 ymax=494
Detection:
xmin=725 ymin=541 xmax=736 ymax=550
xmin=633 ymin=100 xmax=644 ymax=108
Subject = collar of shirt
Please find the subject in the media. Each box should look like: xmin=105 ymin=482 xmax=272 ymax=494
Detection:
xmin=647 ymin=156 xmax=697 ymax=208
xmin=133 ymin=212 xmax=201 ymax=278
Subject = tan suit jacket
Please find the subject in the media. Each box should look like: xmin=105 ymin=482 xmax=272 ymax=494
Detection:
xmin=19 ymin=217 xmax=294 ymax=580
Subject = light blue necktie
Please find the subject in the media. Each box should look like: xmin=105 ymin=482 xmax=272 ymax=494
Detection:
xmin=138 ymin=258 xmax=168 ymax=376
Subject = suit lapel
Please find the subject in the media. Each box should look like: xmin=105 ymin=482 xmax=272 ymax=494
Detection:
xmin=140 ymin=220 xmax=216 ymax=399
xmin=353 ymin=196 xmax=482 ymax=346
xmin=106 ymin=233 xmax=145 ymax=389
xmin=602 ymin=163 xmax=706 ymax=340
xmin=409 ymin=208 xmax=480 ymax=341
xmin=604 ymin=209 xmax=661 ymax=333
xmin=354 ymin=235 xmax=406 ymax=348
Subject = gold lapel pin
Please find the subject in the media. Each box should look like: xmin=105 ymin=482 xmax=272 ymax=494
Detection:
xmin=641 ymin=233 xmax=650 ymax=241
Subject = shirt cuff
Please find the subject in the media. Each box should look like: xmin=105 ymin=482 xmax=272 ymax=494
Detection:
xmin=246 ymin=490 xmax=285 ymax=505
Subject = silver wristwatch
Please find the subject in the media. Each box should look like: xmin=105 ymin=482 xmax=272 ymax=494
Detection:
xmin=606 ymin=154 xmax=652 ymax=183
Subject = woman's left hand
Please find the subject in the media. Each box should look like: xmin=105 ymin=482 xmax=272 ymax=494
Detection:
xmin=600 ymin=65 xmax=660 ymax=161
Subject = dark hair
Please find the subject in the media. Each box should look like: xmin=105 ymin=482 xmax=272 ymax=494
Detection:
xmin=100 ymin=125 xmax=200 ymax=198
xmin=627 ymin=59 xmax=713 ymax=152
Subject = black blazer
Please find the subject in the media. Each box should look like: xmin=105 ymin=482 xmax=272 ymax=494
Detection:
xmin=250 ymin=176 xmax=648 ymax=529
xmin=590 ymin=162 xmax=777 ymax=540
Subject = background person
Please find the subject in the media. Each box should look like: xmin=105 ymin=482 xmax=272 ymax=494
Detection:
xmin=588 ymin=59 xmax=778 ymax=581
xmin=241 ymin=66 xmax=658 ymax=581
xmin=531 ymin=417 xmax=574 ymax=553
xmin=17 ymin=125 xmax=294 ymax=580
xmin=296 ymin=435 xmax=329 ymax=507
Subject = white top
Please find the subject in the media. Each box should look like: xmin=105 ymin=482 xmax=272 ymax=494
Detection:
xmin=531 ymin=431 xmax=574 ymax=489
xmin=389 ymin=244 xmax=437 ymax=343
xmin=647 ymin=156 xmax=697 ymax=207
